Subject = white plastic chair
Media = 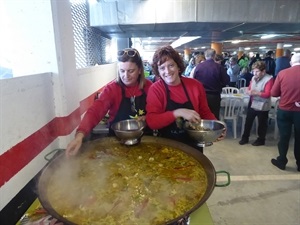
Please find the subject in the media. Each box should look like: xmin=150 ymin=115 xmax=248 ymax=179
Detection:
xmin=239 ymin=87 xmax=248 ymax=94
xmin=268 ymin=98 xmax=280 ymax=139
xmin=222 ymin=87 xmax=239 ymax=94
xmin=237 ymin=78 xmax=247 ymax=88
xmin=220 ymin=97 xmax=243 ymax=139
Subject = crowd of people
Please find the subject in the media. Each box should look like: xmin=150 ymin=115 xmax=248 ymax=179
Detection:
xmin=66 ymin=46 xmax=299 ymax=177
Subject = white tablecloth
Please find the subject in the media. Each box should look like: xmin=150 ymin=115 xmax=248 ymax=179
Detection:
xmin=221 ymin=94 xmax=279 ymax=108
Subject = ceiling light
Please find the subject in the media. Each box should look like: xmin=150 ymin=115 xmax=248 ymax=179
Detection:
xmin=244 ymin=47 xmax=251 ymax=50
xmin=261 ymin=34 xmax=277 ymax=39
xmin=259 ymin=46 xmax=266 ymax=49
xmin=171 ymin=36 xmax=201 ymax=49
xmin=294 ymin=47 xmax=300 ymax=51
xmin=283 ymin=44 xmax=292 ymax=47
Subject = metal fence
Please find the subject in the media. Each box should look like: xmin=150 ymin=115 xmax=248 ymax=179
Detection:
xmin=70 ymin=0 xmax=111 ymax=69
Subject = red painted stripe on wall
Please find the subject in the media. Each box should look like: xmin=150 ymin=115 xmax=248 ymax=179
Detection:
xmin=0 ymin=89 xmax=103 ymax=188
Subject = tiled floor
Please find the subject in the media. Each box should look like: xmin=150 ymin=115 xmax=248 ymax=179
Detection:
xmin=203 ymin=121 xmax=300 ymax=225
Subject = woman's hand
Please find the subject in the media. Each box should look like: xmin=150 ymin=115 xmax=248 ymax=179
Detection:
xmin=173 ymin=108 xmax=201 ymax=122
xmin=250 ymin=90 xmax=261 ymax=96
xmin=216 ymin=128 xmax=227 ymax=141
xmin=136 ymin=115 xmax=146 ymax=121
xmin=65 ymin=132 xmax=84 ymax=158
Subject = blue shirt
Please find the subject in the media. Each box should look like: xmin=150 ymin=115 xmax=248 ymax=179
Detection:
xmin=275 ymin=56 xmax=290 ymax=77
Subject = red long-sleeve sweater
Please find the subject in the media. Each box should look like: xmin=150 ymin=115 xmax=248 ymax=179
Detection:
xmin=77 ymin=79 xmax=153 ymax=135
xmin=271 ymin=65 xmax=300 ymax=111
xmin=146 ymin=77 xmax=216 ymax=130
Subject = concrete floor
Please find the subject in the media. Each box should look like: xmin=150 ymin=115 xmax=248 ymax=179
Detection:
xmin=203 ymin=121 xmax=300 ymax=225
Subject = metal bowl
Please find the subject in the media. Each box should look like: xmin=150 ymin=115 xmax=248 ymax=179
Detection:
xmin=111 ymin=119 xmax=146 ymax=145
xmin=184 ymin=120 xmax=225 ymax=147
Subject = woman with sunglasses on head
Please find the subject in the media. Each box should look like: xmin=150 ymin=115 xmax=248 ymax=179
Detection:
xmin=66 ymin=48 xmax=152 ymax=157
xmin=146 ymin=46 xmax=224 ymax=154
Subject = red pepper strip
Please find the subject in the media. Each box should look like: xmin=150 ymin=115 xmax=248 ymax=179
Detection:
xmin=108 ymin=198 xmax=122 ymax=214
xmin=173 ymin=165 xmax=194 ymax=170
xmin=83 ymin=195 xmax=97 ymax=206
xmin=174 ymin=177 xmax=192 ymax=181
xmin=134 ymin=198 xmax=149 ymax=218
xmin=169 ymin=196 xmax=176 ymax=207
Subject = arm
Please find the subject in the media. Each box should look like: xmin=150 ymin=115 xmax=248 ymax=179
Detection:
xmin=250 ymin=78 xmax=274 ymax=98
xmin=191 ymin=81 xmax=216 ymax=120
xmin=146 ymin=82 xmax=176 ymax=129
xmin=77 ymin=86 xmax=115 ymax=135
xmin=66 ymin=84 xmax=119 ymax=157
xmin=260 ymin=78 xmax=274 ymax=98
xmin=271 ymin=73 xmax=281 ymax=97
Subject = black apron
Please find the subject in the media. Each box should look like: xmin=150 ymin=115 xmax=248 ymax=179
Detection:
xmin=158 ymin=80 xmax=203 ymax=153
xmin=109 ymin=85 xmax=147 ymax=135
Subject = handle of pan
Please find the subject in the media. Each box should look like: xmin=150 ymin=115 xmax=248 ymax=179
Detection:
xmin=44 ymin=149 xmax=65 ymax=161
xmin=215 ymin=170 xmax=231 ymax=187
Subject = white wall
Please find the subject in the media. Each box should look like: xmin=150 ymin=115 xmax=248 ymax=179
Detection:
xmin=0 ymin=0 xmax=117 ymax=210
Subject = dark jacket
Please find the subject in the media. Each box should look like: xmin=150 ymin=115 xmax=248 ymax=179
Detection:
xmin=194 ymin=59 xmax=230 ymax=94
xmin=263 ymin=56 xmax=276 ymax=76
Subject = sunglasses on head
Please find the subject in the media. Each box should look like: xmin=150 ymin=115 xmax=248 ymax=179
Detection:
xmin=117 ymin=49 xmax=139 ymax=58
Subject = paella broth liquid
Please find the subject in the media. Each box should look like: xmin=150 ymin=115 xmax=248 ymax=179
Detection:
xmin=46 ymin=142 xmax=207 ymax=225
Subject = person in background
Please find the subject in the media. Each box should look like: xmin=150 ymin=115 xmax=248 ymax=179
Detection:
xmin=249 ymin=53 xmax=262 ymax=69
xmin=227 ymin=56 xmax=240 ymax=87
xmin=188 ymin=52 xmax=206 ymax=78
xmin=146 ymin=46 xmax=225 ymax=154
xmin=263 ymin=50 xmax=276 ymax=77
xmin=183 ymin=57 xmax=195 ymax=77
xmin=239 ymin=66 xmax=253 ymax=87
xmin=239 ymin=61 xmax=274 ymax=146
xmin=270 ymin=53 xmax=300 ymax=171
xmin=274 ymin=49 xmax=291 ymax=78
xmin=66 ymin=48 xmax=152 ymax=157
xmin=193 ymin=49 xmax=229 ymax=119
xmin=214 ymin=54 xmax=224 ymax=65
xmin=237 ymin=53 xmax=249 ymax=70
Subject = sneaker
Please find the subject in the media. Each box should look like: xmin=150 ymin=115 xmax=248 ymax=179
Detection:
xmin=239 ymin=139 xmax=249 ymax=145
xmin=271 ymin=159 xmax=286 ymax=170
xmin=252 ymin=139 xmax=265 ymax=146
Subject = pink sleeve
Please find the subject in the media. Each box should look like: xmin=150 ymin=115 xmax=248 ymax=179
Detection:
xmin=261 ymin=78 xmax=274 ymax=98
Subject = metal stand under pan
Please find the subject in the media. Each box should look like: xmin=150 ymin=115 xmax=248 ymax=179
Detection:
xmin=119 ymin=137 xmax=141 ymax=145
xmin=196 ymin=142 xmax=213 ymax=147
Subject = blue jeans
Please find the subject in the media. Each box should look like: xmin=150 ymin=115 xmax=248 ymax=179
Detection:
xmin=276 ymin=109 xmax=300 ymax=167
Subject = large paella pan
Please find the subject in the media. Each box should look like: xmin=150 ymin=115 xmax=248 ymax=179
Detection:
xmin=38 ymin=136 xmax=229 ymax=225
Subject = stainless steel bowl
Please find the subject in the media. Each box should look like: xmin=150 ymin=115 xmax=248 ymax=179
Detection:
xmin=111 ymin=119 xmax=146 ymax=145
xmin=184 ymin=120 xmax=225 ymax=147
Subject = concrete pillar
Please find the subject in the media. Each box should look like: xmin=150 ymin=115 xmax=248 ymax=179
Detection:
xmin=238 ymin=47 xmax=244 ymax=59
xmin=184 ymin=48 xmax=191 ymax=62
xmin=276 ymin=43 xmax=284 ymax=58
xmin=211 ymin=42 xmax=222 ymax=55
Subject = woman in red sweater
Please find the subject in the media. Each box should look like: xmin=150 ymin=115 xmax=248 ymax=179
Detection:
xmin=146 ymin=46 xmax=222 ymax=153
xmin=66 ymin=48 xmax=152 ymax=157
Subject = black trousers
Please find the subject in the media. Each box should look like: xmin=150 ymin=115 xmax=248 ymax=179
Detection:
xmin=206 ymin=93 xmax=221 ymax=120
xmin=276 ymin=109 xmax=300 ymax=166
xmin=242 ymin=107 xmax=269 ymax=141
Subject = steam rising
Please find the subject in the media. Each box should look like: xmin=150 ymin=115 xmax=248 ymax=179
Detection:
xmin=38 ymin=139 xmax=207 ymax=224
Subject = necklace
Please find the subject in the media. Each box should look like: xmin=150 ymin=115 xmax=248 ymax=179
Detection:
xmin=128 ymin=85 xmax=138 ymax=113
